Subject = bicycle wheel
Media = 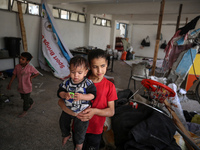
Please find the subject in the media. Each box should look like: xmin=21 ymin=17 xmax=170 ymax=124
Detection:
xmin=195 ymin=81 xmax=200 ymax=103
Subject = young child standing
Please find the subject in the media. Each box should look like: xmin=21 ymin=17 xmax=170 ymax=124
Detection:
xmin=7 ymin=52 xmax=39 ymax=118
xmin=58 ymin=49 xmax=118 ymax=150
xmin=57 ymin=55 xmax=96 ymax=150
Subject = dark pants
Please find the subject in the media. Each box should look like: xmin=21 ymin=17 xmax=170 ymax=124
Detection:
xmin=82 ymin=133 xmax=102 ymax=150
xmin=73 ymin=132 xmax=102 ymax=150
xmin=20 ymin=93 xmax=33 ymax=111
xmin=59 ymin=111 xmax=89 ymax=144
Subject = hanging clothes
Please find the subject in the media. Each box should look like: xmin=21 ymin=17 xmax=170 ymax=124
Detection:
xmin=162 ymin=16 xmax=200 ymax=73
xmin=179 ymin=15 xmax=200 ymax=35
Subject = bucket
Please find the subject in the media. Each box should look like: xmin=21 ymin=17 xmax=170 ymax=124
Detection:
xmin=4 ymin=37 xmax=21 ymax=57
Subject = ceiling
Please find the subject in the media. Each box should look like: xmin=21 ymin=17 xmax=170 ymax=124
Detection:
xmin=46 ymin=0 xmax=198 ymax=5
xmin=45 ymin=0 xmax=200 ymax=22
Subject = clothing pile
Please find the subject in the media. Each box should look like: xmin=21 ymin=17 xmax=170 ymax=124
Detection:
xmin=111 ymin=89 xmax=181 ymax=150
xmin=112 ymin=104 xmax=181 ymax=150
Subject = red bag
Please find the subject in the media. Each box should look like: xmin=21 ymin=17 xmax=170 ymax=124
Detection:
xmin=121 ymin=51 xmax=127 ymax=60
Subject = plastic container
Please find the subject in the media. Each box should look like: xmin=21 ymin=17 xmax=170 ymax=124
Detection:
xmin=4 ymin=37 xmax=21 ymax=57
xmin=117 ymin=51 xmax=122 ymax=60
xmin=5 ymin=69 xmax=14 ymax=77
xmin=120 ymin=51 xmax=127 ymax=61
xmin=132 ymin=54 xmax=135 ymax=60
xmin=0 ymin=49 xmax=9 ymax=58
xmin=113 ymin=49 xmax=118 ymax=59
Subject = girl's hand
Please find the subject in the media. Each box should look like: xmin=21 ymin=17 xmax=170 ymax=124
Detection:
xmin=77 ymin=107 xmax=95 ymax=121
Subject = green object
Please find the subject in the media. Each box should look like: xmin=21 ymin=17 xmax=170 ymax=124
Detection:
xmin=69 ymin=92 xmax=74 ymax=98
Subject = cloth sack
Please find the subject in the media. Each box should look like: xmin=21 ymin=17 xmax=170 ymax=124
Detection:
xmin=160 ymin=40 xmax=167 ymax=49
xmin=126 ymin=50 xmax=133 ymax=60
xmin=141 ymin=36 xmax=150 ymax=47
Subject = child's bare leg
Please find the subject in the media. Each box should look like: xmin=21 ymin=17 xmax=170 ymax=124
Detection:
xmin=18 ymin=111 xmax=27 ymax=118
xmin=75 ymin=143 xmax=83 ymax=150
xmin=62 ymin=134 xmax=71 ymax=146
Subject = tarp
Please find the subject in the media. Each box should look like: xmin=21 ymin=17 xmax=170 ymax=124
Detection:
xmin=39 ymin=0 xmax=73 ymax=80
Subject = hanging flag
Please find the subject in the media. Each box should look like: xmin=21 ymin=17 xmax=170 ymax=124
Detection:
xmin=39 ymin=0 xmax=73 ymax=80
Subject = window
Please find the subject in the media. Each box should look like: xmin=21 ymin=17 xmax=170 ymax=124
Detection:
xmin=78 ymin=14 xmax=85 ymax=22
xmin=61 ymin=10 xmax=69 ymax=20
xmin=28 ymin=3 xmax=39 ymax=15
xmin=52 ymin=7 xmax=86 ymax=23
xmin=70 ymin=12 xmax=78 ymax=21
xmin=96 ymin=18 xmax=101 ymax=25
xmin=102 ymin=19 xmax=106 ymax=26
xmin=93 ymin=16 xmax=111 ymax=27
xmin=11 ymin=0 xmax=27 ymax=13
xmin=116 ymin=23 xmax=120 ymax=30
xmin=0 ymin=0 xmax=9 ymax=10
xmin=0 ymin=0 xmax=41 ymax=16
xmin=107 ymin=20 xmax=111 ymax=27
xmin=53 ymin=7 xmax=59 ymax=18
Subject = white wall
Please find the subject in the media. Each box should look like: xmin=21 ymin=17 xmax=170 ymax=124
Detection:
xmin=131 ymin=24 xmax=176 ymax=59
xmin=55 ymin=19 xmax=87 ymax=49
xmin=0 ymin=10 xmax=40 ymax=71
xmin=0 ymin=1 xmax=198 ymax=71
xmin=88 ymin=14 xmax=112 ymax=50
xmin=0 ymin=7 xmax=112 ymax=71
xmin=0 ymin=8 xmax=87 ymax=71
xmin=89 ymin=25 xmax=111 ymax=49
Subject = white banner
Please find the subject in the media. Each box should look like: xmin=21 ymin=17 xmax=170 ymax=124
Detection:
xmin=39 ymin=0 xmax=73 ymax=80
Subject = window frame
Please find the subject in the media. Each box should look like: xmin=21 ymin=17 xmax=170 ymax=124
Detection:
xmin=0 ymin=1 xmax=86 ymax=23
xmin=93 ymin=16 xmax=111 ymax=27
xmin=53 ymin=7 xmax=86 ymax=23
xmin=11 ymin=0 xmax=28 ymax=13
xmin=27 ymin=2 xmax=40 ymax=16
xmin=60 ymin=9 xmax=69 ymax=20
xmin=52 ymin=7 xmax=60 ymax=19
xmin=0 ymin=0 xmax=9 ymax=10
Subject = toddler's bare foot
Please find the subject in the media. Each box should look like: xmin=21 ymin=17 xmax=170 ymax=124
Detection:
xmin=62 ymin=135 xmax=71 ymax=146
xmin=75 ymin=143 xmax=83 ymax=150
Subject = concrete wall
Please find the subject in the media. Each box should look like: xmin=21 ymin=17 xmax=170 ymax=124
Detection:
xmin=0 ymin=1 xmax=199 ymax=71
xmin=131 ymin=24 xmax=176 ymax=59
xmin=0 ymin=5 xmax=112 ymax=71
xmin=0 ymin=10 xmax=40 ymax=71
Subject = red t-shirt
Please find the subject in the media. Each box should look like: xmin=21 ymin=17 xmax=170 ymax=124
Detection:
xmin=86 ymin=77 xmax=118 ymax=134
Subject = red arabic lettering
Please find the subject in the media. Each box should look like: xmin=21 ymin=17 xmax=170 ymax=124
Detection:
xmin=53 ymin=56 xmax=65 ymax=68
xmin=42 ymin=34 xmax=65 ymax=69
xmin=43 ymin=39 xmax=55 ymax=56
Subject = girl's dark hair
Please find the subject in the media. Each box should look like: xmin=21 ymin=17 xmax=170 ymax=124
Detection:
xmin=69 ymin=55 xmax=88 ymax=69
xmin=87 ymin=49 xmax=108 ymax=77
xmin=88 ymin=49 xmax=107 ymax=65
xmin=21 ymin=52 xmax=33 ymax=61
